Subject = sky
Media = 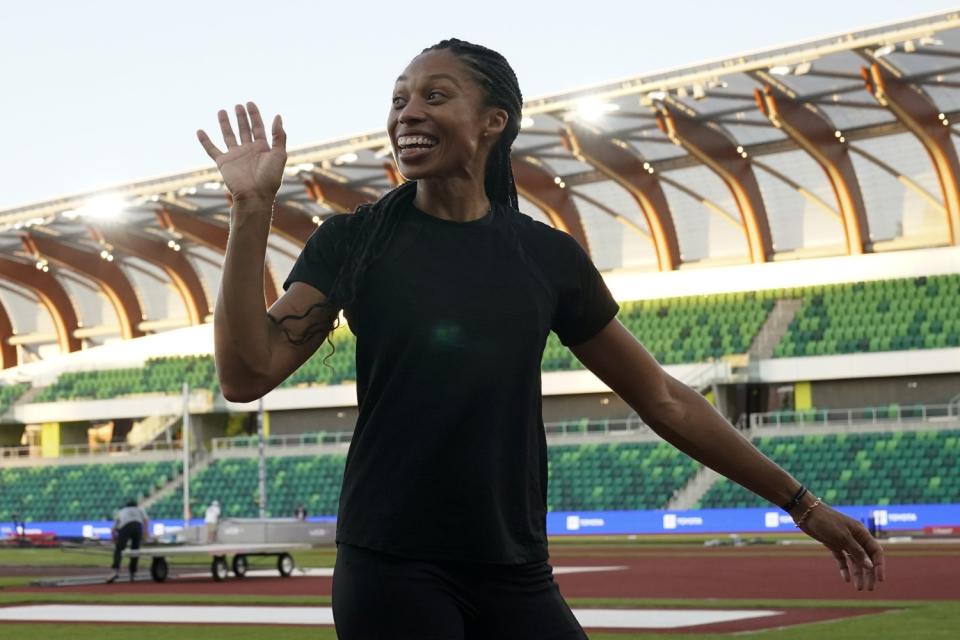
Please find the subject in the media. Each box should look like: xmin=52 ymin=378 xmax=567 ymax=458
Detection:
xmin=2 ymin=0 xmax=958 ymax=209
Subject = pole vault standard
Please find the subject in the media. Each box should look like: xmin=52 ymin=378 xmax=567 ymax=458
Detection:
xmin=257 ymin=397 xmax=267 ymax=518
xmin=182 ymin=382 xmax=191 ymax=530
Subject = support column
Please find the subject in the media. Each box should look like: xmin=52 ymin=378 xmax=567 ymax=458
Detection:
xmin=561 ymin=122 xmax=681 ymax=270
xmin=655 ymin=104 xmax=773 ymax=262
xmin=862 ymin=62 xmax=960 ymax=244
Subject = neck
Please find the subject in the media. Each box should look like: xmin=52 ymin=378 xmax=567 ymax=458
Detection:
xmin=412 ymin=176 xmax=490 ymax=222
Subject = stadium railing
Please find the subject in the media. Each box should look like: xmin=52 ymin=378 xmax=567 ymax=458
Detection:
xmin=750 ymin=402 xmax=960 ymax=430
xmin=209 ymin=418 xmax=656 ymax=457
xmin=0 ymin=440 xmax=180 ymax=462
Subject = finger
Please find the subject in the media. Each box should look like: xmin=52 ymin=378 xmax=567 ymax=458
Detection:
xmin=830 ymin=548 xmax=850 ymax=583
xmin=271 ymin=114 xmax=286 ymax=150
xmin=236 ymin=103 xmax=253 ymax=143
xmin=196 ymin=129 xmax=224 ymax=160
xmin=217 ymin=109 xmax=239 ymax=148
xmin=248 ymin=101 xmax=267 ymax=142
xmin=846 ymin=540 xmax=873 ymax=591
xmin=858 ymin=529 xmax=886 ymax=584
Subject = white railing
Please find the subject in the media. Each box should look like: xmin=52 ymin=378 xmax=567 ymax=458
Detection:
xmin=544 ymin=417 xmax=648 ymax=437
xmin=750 ymin=402 xmax=960 ymax=430
xmin=211 ymin=418 xmax=651 ymax=455
xmin=0 ymin=440 xmax=180 ymax=461
xmin=211 ymin=430 xmax=354 ymax=454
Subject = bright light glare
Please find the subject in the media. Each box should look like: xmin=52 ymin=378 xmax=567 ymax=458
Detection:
xmin=572 ymin=98 xmax=620 ymax=122
xmin=520 ymin=116 xmax=535 ymax=129
xmin=72 ymin=194 xmax=128 ymax=221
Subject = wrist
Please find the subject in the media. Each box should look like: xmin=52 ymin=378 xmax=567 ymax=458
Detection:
xmin=232 ymin=192 xmax=276 ymax=209
xmin=788 ymin=490 xmax=820 ymax=519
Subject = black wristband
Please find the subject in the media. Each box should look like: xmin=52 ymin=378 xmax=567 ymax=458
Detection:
xmin=781 ymin=485 xmax=808 ymax=512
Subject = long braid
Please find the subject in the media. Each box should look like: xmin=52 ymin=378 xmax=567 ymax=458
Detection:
xmin=274 ymin=39 xmax=524 ymax=364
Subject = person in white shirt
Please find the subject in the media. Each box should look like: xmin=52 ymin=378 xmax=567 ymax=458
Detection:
xmin=204 ymin=500 xmax=221 ymax=543
xmin=108 ymin=499 xmax=149 ymax=583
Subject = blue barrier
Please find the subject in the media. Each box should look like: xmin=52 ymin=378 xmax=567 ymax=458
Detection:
xmin=0 ymin=516 xmax=338 ymax=541
xmin=546 ymin=503 xmax=960 ymax=535
xmin=1 ymin=505 xmax=956 ymax=540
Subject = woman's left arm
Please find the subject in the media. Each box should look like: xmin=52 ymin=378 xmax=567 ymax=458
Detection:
xmin=570 ymin=318 xmax=886 ymax=591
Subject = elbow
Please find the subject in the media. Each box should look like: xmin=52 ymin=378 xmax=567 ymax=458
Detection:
xmin=645 ymin=379 xmax=691 ymax=433
xmin=218 ymin=376 xmax=267 ymax=404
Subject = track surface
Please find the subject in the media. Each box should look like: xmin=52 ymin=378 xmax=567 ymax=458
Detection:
xmin=5 ymin=542 xmax=955 ymax=633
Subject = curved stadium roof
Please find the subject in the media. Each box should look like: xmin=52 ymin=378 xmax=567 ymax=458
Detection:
xmin=2 ymin=9 xmax=960 ymax=364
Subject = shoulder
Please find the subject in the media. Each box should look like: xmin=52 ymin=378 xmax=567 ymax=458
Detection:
xmin=501 ymin=205 xmax=584 ymax=267
xmin=501 ymin=205 xmax=577 ymax=250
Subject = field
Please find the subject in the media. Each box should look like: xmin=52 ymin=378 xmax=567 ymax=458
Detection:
xmin=0 ymin=534 xmax=956 ymax=638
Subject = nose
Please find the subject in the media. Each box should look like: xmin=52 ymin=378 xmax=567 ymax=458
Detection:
xmin=398 ymin=97 xmax=427 ymax=126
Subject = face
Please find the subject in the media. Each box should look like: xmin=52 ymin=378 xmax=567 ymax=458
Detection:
xmin=388 ymin=49 xmax=507 ymax=181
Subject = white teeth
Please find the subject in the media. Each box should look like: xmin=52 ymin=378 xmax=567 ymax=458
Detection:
xmin=398 ymin=135 xmax=438 ymax=149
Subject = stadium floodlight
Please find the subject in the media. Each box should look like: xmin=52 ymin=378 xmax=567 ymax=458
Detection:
xmin=768 ymin=65 xmax=791 ymax=76
xmin=520 ymin=115 xmax=535 ymax=129
xmin=570 ymin=98 xmax=620 ymax=122
xmin=334 ymin=152 xmax=359 ymax=165
xmin=71 ymin=193 xmax=128 ymax=221
xmin=919 ymin=36 xmax=944 ymax=47
xmin=793 ymin=61 xmax=813 ymax=76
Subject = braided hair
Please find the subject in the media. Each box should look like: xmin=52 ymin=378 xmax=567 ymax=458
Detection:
xmin=271 ymin=39 xmax=524 ymax=361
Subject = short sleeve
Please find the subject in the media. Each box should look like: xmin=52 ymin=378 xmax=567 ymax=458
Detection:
xmin=551 ymin=235 xmax=620 ymax=347
xmin=282 ymin=213 xmax=353 ymax=296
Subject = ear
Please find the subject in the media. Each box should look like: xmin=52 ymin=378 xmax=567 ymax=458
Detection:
xmin=482 ymin=107 xmax=508 ymax=139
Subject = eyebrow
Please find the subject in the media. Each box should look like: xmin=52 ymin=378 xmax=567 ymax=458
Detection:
xmin=395 ymin=73 xmax=463 ymax=88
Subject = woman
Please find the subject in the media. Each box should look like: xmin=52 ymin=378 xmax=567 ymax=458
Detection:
xmin=198 ymin=38 xmax=884 ymax=639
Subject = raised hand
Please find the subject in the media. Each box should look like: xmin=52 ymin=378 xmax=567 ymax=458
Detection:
xmin=197 ymin=102 xmax=287 ymax=203
xmin=796 ymin=501 xmax=886 ymax=591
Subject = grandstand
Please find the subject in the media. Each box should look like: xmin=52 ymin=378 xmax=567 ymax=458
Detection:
xmin=1 ymin=10 xmax=959 ymax=538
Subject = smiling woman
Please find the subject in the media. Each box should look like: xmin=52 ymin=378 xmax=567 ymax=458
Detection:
xmin=196 ymin=36 xmax=884 ymax=640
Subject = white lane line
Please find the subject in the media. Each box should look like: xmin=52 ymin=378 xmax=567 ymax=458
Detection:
xmin=553 ymin=565 xmax=628 ymax=575
xmin=0 ymin=604 xmax=782 ymax=629
xmin=176 ymin=566 xmax=623 ymax=579
xmin=179 ymin=568 xmax=335 ymax=579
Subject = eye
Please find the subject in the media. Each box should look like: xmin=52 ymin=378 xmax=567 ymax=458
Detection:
xmin=392 ymin=95 xmax=406 ymax=107
xmin=428 ymin=91 xmax=445 ymax=101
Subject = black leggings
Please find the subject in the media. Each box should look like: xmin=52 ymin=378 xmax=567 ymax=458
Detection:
xmin=111 ymin=522 xmax=142 ymax=573
xmin=332 ymin=542 xmax=588 ymax=640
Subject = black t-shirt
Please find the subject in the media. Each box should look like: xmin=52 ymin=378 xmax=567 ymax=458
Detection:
xmin=283 ymin=196 xmax=620 ymax=564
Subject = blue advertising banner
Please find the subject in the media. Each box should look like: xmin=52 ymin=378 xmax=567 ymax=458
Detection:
xmin=546 ymin=503 xmax=960 ymax=535
xmin=0 ymin=516 xmax=337 ymax=541
xmin=1 ymin=505 xmax=955 ymax=540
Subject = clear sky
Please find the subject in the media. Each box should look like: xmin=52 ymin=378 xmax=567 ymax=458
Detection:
xmin=3 ymin=0 xmax=958 ymax=209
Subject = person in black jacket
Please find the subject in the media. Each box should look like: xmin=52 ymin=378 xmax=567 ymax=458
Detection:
xmin=197 ymin=38 xmax=885 ymax=639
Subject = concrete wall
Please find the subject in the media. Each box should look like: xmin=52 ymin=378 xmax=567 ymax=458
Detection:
xmin=811 ymin=373 xmax=960 ymax=408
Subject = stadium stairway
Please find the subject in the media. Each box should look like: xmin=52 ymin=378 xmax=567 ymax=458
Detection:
xmin=747 ymin=299 xmax=803 ymax=359
xmin=141 ymin=450 xmax=213 ymax=515
xmin=665 ymin=464 xmax=720 ymax=511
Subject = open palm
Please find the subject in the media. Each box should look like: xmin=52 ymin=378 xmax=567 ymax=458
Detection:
xmin=197 ymin=101 xmax=287 ymax=202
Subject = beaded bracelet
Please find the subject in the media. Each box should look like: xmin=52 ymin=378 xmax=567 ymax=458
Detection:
xmin=794 ymin=496 xmax=822 ymax=528
xmin=781 ymin=485 xmax=808 ymax=512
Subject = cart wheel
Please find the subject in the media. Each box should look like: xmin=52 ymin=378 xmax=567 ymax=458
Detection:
xmin=277 ymin=552 xmax=294 ymax=577
xmin=232 ymin=554 xmax=248 ymax=578
xmin=150 ymin=557 xmax=169 ymax=582
xmin=212 ymin=556 xmax=229 ymax=582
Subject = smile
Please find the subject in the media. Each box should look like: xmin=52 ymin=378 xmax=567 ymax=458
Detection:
xmin=397 ymin=135 xmax=439 ymax=150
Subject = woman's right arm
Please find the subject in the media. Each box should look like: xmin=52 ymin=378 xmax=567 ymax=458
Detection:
xmin=199 ymin=102 xmax=338 ymax=402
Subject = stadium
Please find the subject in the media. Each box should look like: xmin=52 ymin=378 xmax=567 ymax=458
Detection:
xmin=1 ymin=9 xmax=959 ymax=639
